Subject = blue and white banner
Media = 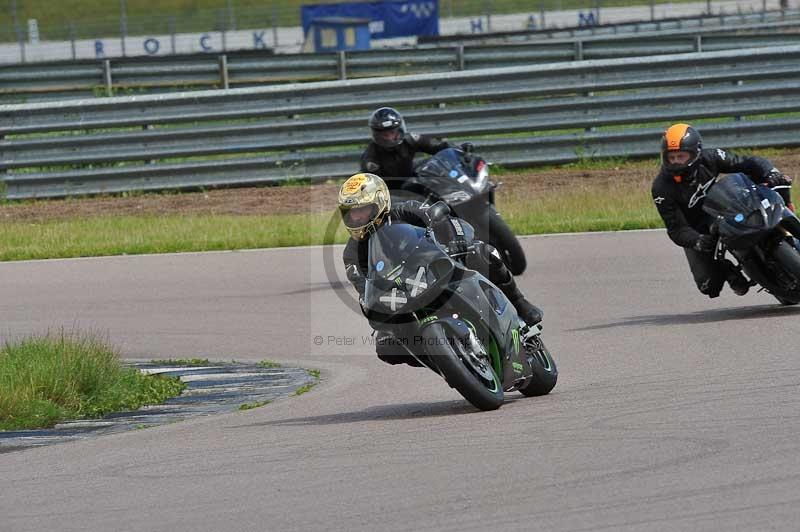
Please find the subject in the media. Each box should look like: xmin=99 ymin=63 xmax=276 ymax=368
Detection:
xmin=301 ymin=0 xmax=439 ymax=39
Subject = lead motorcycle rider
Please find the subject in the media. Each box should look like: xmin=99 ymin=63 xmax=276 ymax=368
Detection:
xmin=652 ymin=123 xmax=794 ymax=298
xmin=340 ymin=173 xmax=542 ymax=365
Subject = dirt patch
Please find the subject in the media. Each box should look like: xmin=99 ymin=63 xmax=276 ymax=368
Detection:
xmin=2 ymin=150 xmax=798 ymax=223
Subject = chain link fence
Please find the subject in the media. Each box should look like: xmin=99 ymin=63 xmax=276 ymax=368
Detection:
xmin=1 ymin=0 xmax=792 ymax=62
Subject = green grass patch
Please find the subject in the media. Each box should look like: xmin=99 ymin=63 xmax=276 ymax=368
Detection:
xmin=0 ymin=167 xmax=663 ymax=261
xmin=502 ymin=178 xmax=664 ymax=235
xmin=0 ymin=213 xmax=350 ymax=262
xmin=0 ymin=177 xmax=662 ymax=261
xmin=0 ymin=332 xmax=186 ymax=431
xmin=291 ymin=368 xmax=321 ymax=397
xmin=239 ymin=400 xmax=272 ymax=411
xmin=292 ymin=383 xmax=316 ymax=397
xmin=258 ymin=360 xmax=282 ymax=369
xmin=149 ymin=358 xmax=218 ymax=366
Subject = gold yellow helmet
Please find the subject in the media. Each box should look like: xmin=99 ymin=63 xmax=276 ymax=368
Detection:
xmin=338 ymin=173 xmax=391 ymax=240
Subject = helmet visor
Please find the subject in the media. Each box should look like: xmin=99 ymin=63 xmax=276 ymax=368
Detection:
xmin=666 ymin=151 xmax=693 ymax=166
xmin=341 ymin=204 xmax=379 ymax=229
xmin=372 ymin=127 xmax=404 ymax=148
xmin=663 ymin=148 xmax=700 ymax=175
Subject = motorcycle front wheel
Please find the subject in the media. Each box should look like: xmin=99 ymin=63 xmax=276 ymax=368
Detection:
xmin=423 ymin=323 xmax=504 ymax=411
xmin=770 ymin=239 xmax=800 ymax=305
xmin=518 ymin=337 xmax=558 ymax=397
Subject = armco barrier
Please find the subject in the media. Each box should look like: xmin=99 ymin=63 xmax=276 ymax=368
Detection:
xmin=2 ymin=45 xmax=800 ymax=199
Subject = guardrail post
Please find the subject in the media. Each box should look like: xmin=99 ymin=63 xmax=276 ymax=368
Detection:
xmin=69 ymin=23 xmax=77 ymax=60
xmin=103 ymin=59 xmax=113 ymax=97
xmin=143 ymin=125 xmax=155 ymax=164
xmin=0 ymin=133 xmax=5 ymax=201
xmin=734 ymin=79 xmax=743 ymax=121
xmin=169 ymin=17 xmax=177 ymax=53
xmin=574 ymin=40 xmax=584 ymax=61
xmin=219 ymin=54 xmax=230 ymax=89
xmin=694 ymin=35 xmax=703 ymax=52
xmin=456 ymin=45 xmax=465 ymax=71
xmin=337 ymin=51 xmax=347 ymax=80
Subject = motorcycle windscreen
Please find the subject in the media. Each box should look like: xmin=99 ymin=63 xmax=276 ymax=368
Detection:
xmin=416 ymin=148 xmax=468 ymax=179
xmin=368 ymin=223 xmax=428 ymax=282
xmin=703 ymin=173 xmax=785 ymax=241
xmin=703 ymin=173 xmax=782 ymax=219
xmin=364 ymin=223 xmax=454 ymax=319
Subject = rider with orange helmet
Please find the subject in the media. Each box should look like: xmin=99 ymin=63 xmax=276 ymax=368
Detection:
xmin=652 ymin=123 xmax=794 ymax=298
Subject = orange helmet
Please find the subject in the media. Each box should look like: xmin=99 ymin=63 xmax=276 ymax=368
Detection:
xmin=661 ymin=123 xmax=702 ymax=179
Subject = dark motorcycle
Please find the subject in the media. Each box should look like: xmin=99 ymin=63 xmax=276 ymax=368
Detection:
xmin=702 ymin=172 xmax=800 ymax=305
xmin=396 ymin=147 xmax=527 ymax=275
xmin=363 ymin=221 xmax=556 ymax=411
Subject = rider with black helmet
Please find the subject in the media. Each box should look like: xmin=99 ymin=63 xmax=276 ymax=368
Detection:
xmin=652 ymin=123 xmax=794 ymax=298
xmin=360 ymin=107 xmax=452 ymax=189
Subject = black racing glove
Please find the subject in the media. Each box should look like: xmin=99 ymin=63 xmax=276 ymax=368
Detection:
xmin=693 ymin=233 xmax=717 ymax=253
xmin=765 ymin=170 xmax=793 ymax=189
xmin=423 ymin=201 xmax=451 ymax=225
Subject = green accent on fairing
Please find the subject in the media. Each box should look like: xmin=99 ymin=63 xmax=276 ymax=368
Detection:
xmin=512 ymin=361 xmax=524 ymax=374
xmin=385 ymin=264 xmax=403 ymax=279
xmin=419 ymin=315 xmax=438 ymax=325
xmin=395 ymin=278 xmax=404 ymax=287
xmin=464 ymin=319 xmax=502 ymax=381
xmin=511 ymin=328 xmax=521 ymax=355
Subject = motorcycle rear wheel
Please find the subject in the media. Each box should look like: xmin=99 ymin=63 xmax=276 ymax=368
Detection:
xmin=423 ymin=323 xmax=504 ymax=411
xmin=487 ymin=210 xmax=527 ymax=276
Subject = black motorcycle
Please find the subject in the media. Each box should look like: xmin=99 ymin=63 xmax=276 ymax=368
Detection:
xmin=702 ymin=172 xmax=800 ymax=305
xmin=363 ymin=221 xmax=556 ymax=411
xmin=395 ymin=147 xmax=527 ymax=276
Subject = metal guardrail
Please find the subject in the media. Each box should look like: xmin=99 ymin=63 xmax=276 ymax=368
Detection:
xmin=2 ymin=45 xmax=800 ymax=200
xmin=3 ymin=15 xmax=800 ymax=104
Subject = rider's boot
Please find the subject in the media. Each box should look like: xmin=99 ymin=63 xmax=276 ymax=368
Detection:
xmin=723 ymin=260 xmax=751 ymax=296
xmin=472 ymin=242 xmax=543 ymax=326
xmin=496 ymin=274 xmax=543 ymax=326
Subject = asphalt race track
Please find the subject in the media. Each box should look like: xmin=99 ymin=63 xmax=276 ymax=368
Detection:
xmin=2 ymin=229 xmax=800 ymax=531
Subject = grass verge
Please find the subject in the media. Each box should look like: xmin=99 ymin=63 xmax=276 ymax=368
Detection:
xmin=0 ymin=332 xmax=186 ymax=431
xmin=0 ymin=178 xmax=659 ymax=261
xmin=0 ymin=212 xmax=345 ymax=262
xmin=239 ymin=400 xmax=272 ymax=411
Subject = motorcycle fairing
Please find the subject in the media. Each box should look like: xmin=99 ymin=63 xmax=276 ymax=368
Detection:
xmin=703 ymin=173 xmax=785 ymax=249
xmin=363 ymin=222 xmax=533 ymax=390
